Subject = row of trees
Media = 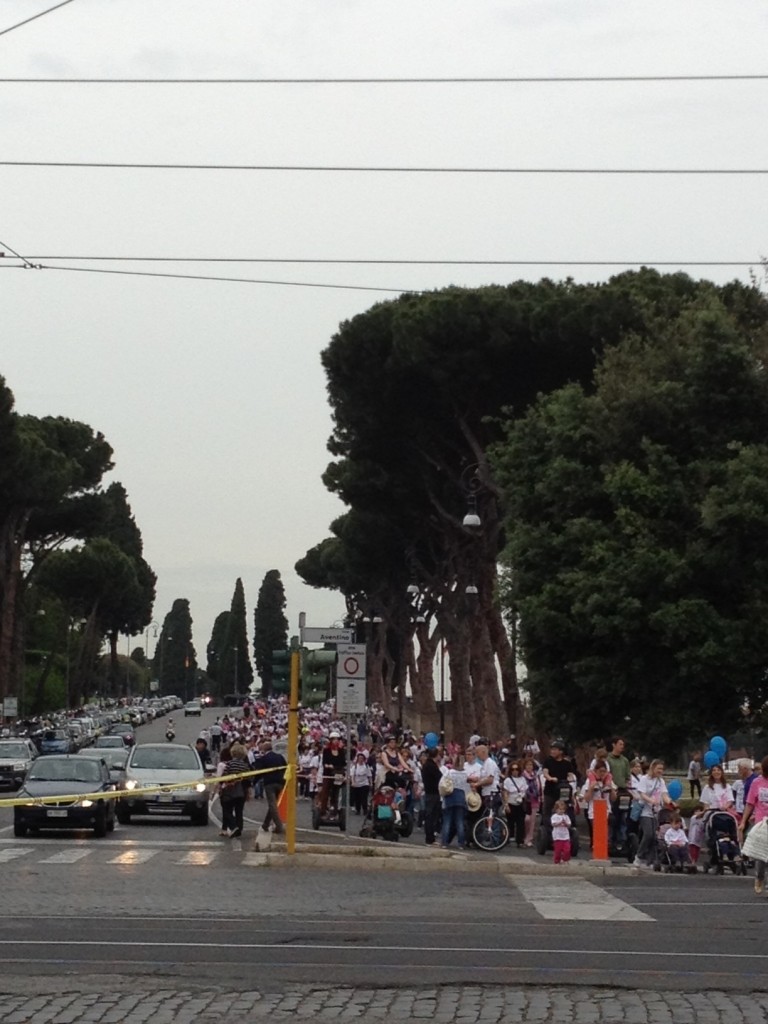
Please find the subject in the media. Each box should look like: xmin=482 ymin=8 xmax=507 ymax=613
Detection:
xmin=0 ymin=376 xmax=156 ymax=712
xmin=150 ymin=571 xmax=289 ymax=703
xmin=296 ymin=271 xmax=768 ymax=755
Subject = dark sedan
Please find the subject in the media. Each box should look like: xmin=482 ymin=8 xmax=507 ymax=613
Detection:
xmin=14 ymin=755 xmax=117 ymax=838
xmin=108 ymin=724 xmax=136 ymax=746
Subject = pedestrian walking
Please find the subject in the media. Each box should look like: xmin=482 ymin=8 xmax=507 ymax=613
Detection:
xmin=251 ymin=739 xmax=287 ymax=836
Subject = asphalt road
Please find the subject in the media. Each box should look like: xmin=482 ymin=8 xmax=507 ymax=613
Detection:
xmin=1 ymin=707 xmax=767 ymax=995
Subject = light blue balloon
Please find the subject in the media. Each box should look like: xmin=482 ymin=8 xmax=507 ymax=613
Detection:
xmin=710 ymin=735 xmax=727 ymax=755
xmin=667 ymin=779 xmax=683 ymax=800
xmin=703 ymin=750 xmax=721 ymax=769
xmin=424 ymin=731 xmax=439 ymax=749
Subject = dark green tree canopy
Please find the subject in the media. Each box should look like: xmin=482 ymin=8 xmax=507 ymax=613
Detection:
xmin=492 ymin=294 xmax=768 ymax=756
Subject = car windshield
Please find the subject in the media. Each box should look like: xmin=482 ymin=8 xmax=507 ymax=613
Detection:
xmin=96 ymin=737 xmax=123 ymax=747
xmin=28 ymin=759 xmax=102 ymax=783
xmin=130 ymin=748 xmax=199 ymax=771
xmin=0 ymin=743 xmax=29 ymax=759
xmin=80 ymin=751 xmax=127 ymax=769
xmin=42 ymin=730 xmax=69 ymax=741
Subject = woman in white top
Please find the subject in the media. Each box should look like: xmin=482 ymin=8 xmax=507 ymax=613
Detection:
xmin=502 ymin=761 xmax=528 ymax=848
xmin=700 ymin=764 xmax=735 ymax=810
xmin=633 ymin=759 xmax=676 ymax=868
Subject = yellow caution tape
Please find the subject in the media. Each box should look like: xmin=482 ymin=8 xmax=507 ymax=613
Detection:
xmin=0 ymin=763 xmax=295 ymax=809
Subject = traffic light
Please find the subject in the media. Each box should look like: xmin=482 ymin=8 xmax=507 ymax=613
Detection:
xmin=270 ymin=649 xmax=291 ymax=695
xmin=301 ymin=648 xmax=336 ymax=706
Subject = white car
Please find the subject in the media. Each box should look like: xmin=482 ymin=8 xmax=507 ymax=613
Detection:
xmin=118 ymin=743 xmax=209 ymax=825
xmin=184 ymin=701 xmax=202 ymax=717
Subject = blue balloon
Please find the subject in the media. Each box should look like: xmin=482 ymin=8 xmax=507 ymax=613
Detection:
xmin=424 ymin=731 xmax=439 ymax=749
xmin=667 ymin=779 xmax=683 ymax=800
xmin=703 ymin=750 xmax=721 ymax=769
xmin=710 ymin=735 xmax=727 ymax=755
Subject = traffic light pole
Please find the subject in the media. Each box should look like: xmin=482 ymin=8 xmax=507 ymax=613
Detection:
xmin=286 ymin=649 xmax=300 ymax=856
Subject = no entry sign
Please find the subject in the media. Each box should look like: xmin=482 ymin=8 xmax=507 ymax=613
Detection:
xmin=337 ymin=643 xmax=367 ymax=680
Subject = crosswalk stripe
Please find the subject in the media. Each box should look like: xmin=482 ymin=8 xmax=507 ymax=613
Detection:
xmin=0 ymin=847 xmax=34 ymax=862
xmin=108 ymin=849 xmax=160 ymax=865
xmin=38 ymin=849 xmax=93 ymax=864
xmin=173 ymin=850 xmax=219 ymax=866
xmin=510 ymin=877 xmax=653 ymax=922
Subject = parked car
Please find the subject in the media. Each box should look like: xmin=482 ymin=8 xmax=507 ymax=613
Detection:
xmin=0 ymin=738 xmax=38 ymax=791
xmin=14 ymin=754 xmax=117 ymax=837
xmin=119 ymin=743 xmax=209 ymax=825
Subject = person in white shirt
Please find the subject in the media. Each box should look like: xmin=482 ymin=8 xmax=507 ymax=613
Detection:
xmin=633 ymin=759 xmax=676 ymax=869
xmin=700 ymin=764 xmax=735 ymax=810
xmin=350 ymin=751 xmax=372 ymax=816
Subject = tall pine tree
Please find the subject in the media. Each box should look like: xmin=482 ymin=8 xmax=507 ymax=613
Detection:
xmin=253 ymin=569 xmax=288 ymax=697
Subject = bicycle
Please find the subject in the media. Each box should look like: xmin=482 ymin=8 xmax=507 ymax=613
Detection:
xmin=472 ymin=799 xmax=510 ymax=851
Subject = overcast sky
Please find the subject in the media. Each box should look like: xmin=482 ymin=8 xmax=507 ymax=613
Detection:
xmin=2 ymin=0 xmax=766 ymax=663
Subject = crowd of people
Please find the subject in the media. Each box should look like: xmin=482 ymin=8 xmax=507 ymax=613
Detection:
xmin=186 ymin=697 xmax=768 ymax=893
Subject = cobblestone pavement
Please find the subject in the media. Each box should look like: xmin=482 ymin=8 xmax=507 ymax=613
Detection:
xmin=2 ymin=983 xmax=768 ymax=1023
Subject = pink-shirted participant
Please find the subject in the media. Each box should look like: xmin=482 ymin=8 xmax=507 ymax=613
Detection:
xmin=739 ymin=755 xmax=768 ymax=895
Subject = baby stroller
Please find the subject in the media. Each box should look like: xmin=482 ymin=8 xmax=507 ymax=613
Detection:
xmin=536 ymin=780 xmax=580 ymax=858
xmin=701 ymin=810 xmax=747 ymax=875
xmin=653 ymin=809 xmax=696 ymax=874
xmin=359 ymin=785 xmax=414 ymax=842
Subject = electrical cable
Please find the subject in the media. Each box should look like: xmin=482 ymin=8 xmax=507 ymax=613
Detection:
xmin=0 ymin=73 xmax=766 ymax=83
xmin=0 ymin=0 xmax=76 ymax=39
xmin=2 ymin=161 xmax=767 ymax=173
xmin=14 ymin=255 xmax=764 ymax=267
xmin=24 ymin=262 xmax=415 ymax=294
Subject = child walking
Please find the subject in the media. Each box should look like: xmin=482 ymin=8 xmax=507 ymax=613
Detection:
xmin=551 ymin=798 xmax=572 ymax=864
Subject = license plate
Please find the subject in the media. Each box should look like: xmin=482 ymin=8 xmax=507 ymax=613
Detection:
xmin=156 ymin=794 xmax=174 ymax=803
xmin=47 ymin=809 xmax=68 ymax=818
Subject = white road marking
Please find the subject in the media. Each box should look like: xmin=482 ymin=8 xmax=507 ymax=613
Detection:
xmin=511 ymin=876 xmax=653 ymax=921
xmin=108 ymin=849 xmax=160 ymax=865
xmin=0 ymin=847 xmax=34 ymax=862
xmin=174 ymin=850 xmax=219 ymax=866
xmin=38 ymin=849 xmax=93 ymax=864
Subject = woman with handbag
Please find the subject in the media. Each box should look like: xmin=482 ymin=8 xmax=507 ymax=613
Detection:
xmin=502 ymin=761 xmax=528 ymax=848
xmin=738 ymin=755 xmax=768 ymax=894
xmin=522 ymin=757 xmax=541 ymax=847
xmin=218 ymin=742 xmax=250 ymax=838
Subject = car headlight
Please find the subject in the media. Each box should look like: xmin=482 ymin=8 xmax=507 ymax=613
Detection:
xmin=195 ymin=783 xmax=206 ymax=793
xmin=80 ymin=799 xmax=94 ymax=808
xmin=13 ymin=762 xmax=26 ymax=771
xmin=125 ymin=779 xmax=138 ymax=790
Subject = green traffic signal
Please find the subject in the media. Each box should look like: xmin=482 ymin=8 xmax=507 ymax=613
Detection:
xmin=300 ymin=648 xmax=336 ymax=706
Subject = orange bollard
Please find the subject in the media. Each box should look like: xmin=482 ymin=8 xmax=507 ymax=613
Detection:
xmin=592 ymin=797 xmax=608 ymax=860
xmin=277 ymin=785 xmax=288 ymax=824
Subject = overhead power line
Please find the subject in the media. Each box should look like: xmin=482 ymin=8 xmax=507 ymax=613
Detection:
xmin=6 ymin=262 xmax=413 ymax=294
xmin=0 ymin=73 xmax=767 ymax=83
xmin=15 ymin=255 xmax=764 ymax=268
xmin=2 ymin=161 xmax=768 ymax=174
xmin=0 ymin=0 xmax=76 ymax=39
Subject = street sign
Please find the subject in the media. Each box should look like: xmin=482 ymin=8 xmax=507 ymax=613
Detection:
xmin=300 ymin=626 xmax=354 ymax=644
xmin=336 ymin=678 xmax=366 ymax=715
xmin=336 ymin=643 xmax=367 ymax=680
xmin=2 ymin=697 xmax=18 ymax=717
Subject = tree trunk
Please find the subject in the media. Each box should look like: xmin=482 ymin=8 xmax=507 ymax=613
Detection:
xmin=489 ymin=603 xmax=518 ymax=738
xmin=444 ymin=619 xmax=472 ymax=744
xmin=470 ymin=614 xmax=504 ymax=741
xmin=0 ymin=523 xmax=24 ymax=701
xmin=410 ymin=622 xmax=438 ymax=715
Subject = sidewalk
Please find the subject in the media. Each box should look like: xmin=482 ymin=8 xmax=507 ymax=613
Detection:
xmin=0 ymin=978 xmax=765 ymax=1024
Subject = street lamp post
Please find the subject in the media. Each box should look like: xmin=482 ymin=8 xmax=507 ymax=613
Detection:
xmin=233 ymin=645 xmax=239 ymax=696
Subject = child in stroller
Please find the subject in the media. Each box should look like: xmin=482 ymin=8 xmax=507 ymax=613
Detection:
xmin=659 ymin=813 xmax=697 ymax=873
xmin=702 ymin=809 xmax=747 ymax=875
xmin=360 ymin=784 xmax=414 ymax=842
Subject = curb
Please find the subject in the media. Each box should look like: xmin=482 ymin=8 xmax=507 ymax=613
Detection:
xmin=245 ymin=845 xmax=634 ymax=877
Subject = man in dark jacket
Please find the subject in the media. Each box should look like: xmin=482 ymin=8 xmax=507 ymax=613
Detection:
xmin=421 ymin=747 xmax=442 ymax=845
xmin=251 ymin=740 xmax=287 ymax=835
